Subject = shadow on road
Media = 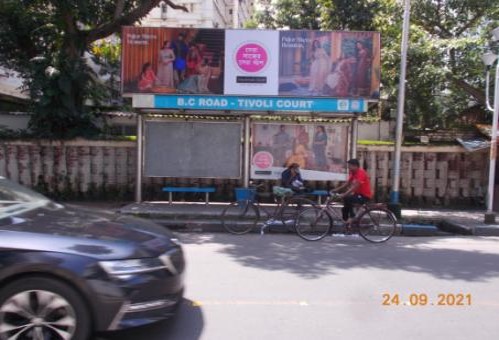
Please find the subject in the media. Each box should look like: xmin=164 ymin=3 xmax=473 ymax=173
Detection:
xmin=178 ymin=233 xmax=499 ymax=282
xmin=99 ymin=298 xmax=204 ymax=340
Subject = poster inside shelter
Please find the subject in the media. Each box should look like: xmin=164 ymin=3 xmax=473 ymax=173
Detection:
xmin=251 ymin=123 xmax=349 ymax=181
xmin=122 ymin=27 xmax=225 ymax=95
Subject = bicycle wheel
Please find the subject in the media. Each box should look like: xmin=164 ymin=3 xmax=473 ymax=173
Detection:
xmin=295 ymin=206 xmax=332 ymax=241
xmin=280 ymin=196 xmax=316 ymax=232
xmin=221 ymin=200 xmax=259 ymax=234
xmin=357 ymin=207 xmax=397 ymax=243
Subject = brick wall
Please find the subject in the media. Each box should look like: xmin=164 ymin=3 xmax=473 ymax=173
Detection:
xmin=0 ymin=140 xmax=489 ymax=205
xmin=358 ymin=145 xmax=487 ymax=205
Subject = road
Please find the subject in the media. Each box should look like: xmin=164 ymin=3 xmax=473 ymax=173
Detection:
xmin=101 ymin=234 xmax=499 ymax=340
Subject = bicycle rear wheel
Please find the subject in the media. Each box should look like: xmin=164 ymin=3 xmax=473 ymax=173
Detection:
xmin=280 ymin=196 xmax=316 ymax=232
xmin=295 ymin=207 xmax=332 ymax=241
xmin=357 ymin=207 xmax=397 ymax=243
xmin=221 ymin=200 xmax=259 ymax=234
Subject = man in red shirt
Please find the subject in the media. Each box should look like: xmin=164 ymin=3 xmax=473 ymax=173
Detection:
xmin=332 ymin=159 xmax=372 ymax=226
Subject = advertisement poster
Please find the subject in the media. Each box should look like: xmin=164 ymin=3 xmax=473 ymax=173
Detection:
xmin=279 ymin=30 xmax=381 ymax=99
xmin=122 ymin=27 xmax=225 ymax=95
xmin=251 ymin=123 xmax=349 ymax=181
xmin=224 ymin=30 xmax=280 ymax=96
xmin=122 ymin=27 xmax=380 ymax=101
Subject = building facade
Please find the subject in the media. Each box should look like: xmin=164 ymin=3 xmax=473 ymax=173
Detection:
xmin=143 ymin=0 xmax=255 ymax=28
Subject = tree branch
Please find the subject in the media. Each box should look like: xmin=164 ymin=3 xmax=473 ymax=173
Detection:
xmin=447 ymin=74 xmax=485 ymax=105
xmin=114 ymin=0 xmax=126 ymax=20
xmin=455 ymin=11 xmax=485 ymax=36
xmin=85 ymin=0 xmax=188 ymax=44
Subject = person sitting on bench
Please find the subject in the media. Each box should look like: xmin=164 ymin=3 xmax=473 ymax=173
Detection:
xmin=281 ymin=163 xmax=307 ymax=193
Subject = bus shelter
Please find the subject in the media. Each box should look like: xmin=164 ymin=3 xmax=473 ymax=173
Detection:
xmin=122 ymin=27 xmax=381 ymax=202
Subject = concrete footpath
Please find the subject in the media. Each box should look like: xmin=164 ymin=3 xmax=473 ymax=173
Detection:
xmin=77 ymin=201 xmax=499 ymax=237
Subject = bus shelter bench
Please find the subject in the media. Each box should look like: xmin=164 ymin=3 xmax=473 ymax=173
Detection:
xmin=309 ymin=190 xmax=330 ymax=204
xmin=162 ymin=187 xmax=216 ymax=204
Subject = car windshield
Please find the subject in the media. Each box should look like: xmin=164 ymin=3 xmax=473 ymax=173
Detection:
xmin=0 ymin=177 xmax=54 ymax=218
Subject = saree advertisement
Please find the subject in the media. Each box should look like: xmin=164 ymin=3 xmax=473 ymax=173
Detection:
xmin=122 ymin=27 xmax=225 ymax=95
xmin=122 ymin=27 xmax=380 ymax=102
xmin=251 ymin=123 xmax=349 ymax=181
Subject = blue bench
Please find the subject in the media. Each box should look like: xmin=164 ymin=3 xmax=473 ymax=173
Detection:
xmin=309 ymin=190 xmax=330 ymax=204
xmin=162 ymin=187 xmax=216 ymax=204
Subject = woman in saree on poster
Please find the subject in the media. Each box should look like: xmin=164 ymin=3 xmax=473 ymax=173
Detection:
xmin=272 ymin=125 xmax=292 ymax=167
xmin=308 ymin=40 xmax=331 ymax=95
xmin=325 ymin=53 xmax=356 ymax=97
xmin=353 ymin=40 xmax=371 ymax=96
xmin=313 ymin=125 xmax=328 ymax=170
xmin=156 ymin=41 xmax=175 ymax=88
xmin=138 ymin=62 xmax=157 ymax=91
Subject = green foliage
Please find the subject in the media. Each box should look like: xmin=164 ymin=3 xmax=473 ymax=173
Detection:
xmin=319 ymin=0 xmax=383 ymax=31
xmin=254 ymin=0 xmax=499 ymax=129
xmin=255 ymin=0 xmax=321 ymax=29
xmin=0 ymin=0 xmax=171 ymax=139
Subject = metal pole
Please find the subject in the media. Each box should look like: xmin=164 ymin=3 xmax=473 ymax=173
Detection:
xmin=390 ymin=0 xmax=411 ymax=205
xmin=135 ymin=113 xmax=143 ymax=203
xmin=485 ymin=61 xmax=499 ymax=220
xmin=350 ymin=115 xmax=359 ymax=158
xmin=243 ymin=115 xmax=251 ymax=187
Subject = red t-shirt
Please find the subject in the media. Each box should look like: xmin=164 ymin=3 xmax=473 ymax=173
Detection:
xmin=348 ymin=168 xmax=372 ymax=199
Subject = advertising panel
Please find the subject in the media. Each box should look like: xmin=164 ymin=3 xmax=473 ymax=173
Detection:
xmin=251 ymin=123 xmax=349 ymax=181
xmin=223 ymin=30 xmax=280 ymax=96
xmin=279 ymin=30 xmax=380 ymax=99
xmin=122 ymin=27 xmax=225 ymax=95
xmin=122 ymin=27 xmax=380 ymax=104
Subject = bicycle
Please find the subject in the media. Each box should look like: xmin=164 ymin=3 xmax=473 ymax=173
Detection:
xmin=294 ymin=192 xmax=397 ymax=243
xmin=221 ymin=184 xmax=316 ymax=235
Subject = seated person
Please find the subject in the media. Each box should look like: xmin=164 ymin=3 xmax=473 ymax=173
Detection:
xmin=138 ymin=62 xmax=157 ymax=91
xmin=281 ymin=163 xmax=306 ymax=193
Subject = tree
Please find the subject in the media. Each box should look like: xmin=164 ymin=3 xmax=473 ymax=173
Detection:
xmin=255 ymin=0 xmax=321 ymax=30
xmin=405 ymin=0 xmax=499 ymax=127
xmin=254 ymin=0 xmax=499 ymax=129
xmin=0 ymin=0 xmax=186 ymax=138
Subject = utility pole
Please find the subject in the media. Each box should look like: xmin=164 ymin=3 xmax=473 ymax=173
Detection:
xmin=389 ymin=0 xmax=411 ymax=218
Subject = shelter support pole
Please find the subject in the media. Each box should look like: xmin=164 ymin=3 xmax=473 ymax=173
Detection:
xmin=243 ymin=115 xmax=251 ymax=187
xmin=135 ymin=114 xmax=144 ymax=203
xmin=350 ymin=115 xmax=359 ymax=159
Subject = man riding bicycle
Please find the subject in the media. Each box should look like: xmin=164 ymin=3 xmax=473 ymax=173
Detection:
xmin=331 ymin=159 xmax=372 ymax=227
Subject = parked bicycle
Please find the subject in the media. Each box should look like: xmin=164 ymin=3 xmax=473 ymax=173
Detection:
xmin=221 ymin=184 xmax=316 ymax=235
xmin=295 ymin=192 xmax=397 ymax=243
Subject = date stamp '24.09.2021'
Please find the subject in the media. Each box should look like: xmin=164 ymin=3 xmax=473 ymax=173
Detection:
xmin=382 ymin=293 xmax=472 ymax=306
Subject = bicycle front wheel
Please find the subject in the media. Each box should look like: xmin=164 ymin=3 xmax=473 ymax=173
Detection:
xmin=357 ymin=208 xmax=397 ymax=243
xmin=221 ymin=200 xmax=259 ymax=234
xmin=295 ymin=207 xmax=332 ymax=241
xmin=280 ymin=196 xmax=316 ymax=232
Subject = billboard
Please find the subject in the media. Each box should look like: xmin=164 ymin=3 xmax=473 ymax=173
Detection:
xmin=122 ymin=27 xmax=225 ymax=95
xmin=251 ymin=123 xmax=349 ymax=181
xmin=122 ymin=27 xmax=381 ymax=101
xmin=279 ymin=30 xmax=380 ymax=98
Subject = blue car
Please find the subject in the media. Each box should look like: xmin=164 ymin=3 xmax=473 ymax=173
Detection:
xmin=0 ymin=177 xmax=185 ymax=340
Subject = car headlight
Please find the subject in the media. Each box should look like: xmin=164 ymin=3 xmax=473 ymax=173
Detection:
xmin=99 ymin=258 xmax=166 ymax=276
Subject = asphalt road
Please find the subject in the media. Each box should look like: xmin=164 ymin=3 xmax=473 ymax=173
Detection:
xmin=100 ymin=234 xmax=499 ymax=340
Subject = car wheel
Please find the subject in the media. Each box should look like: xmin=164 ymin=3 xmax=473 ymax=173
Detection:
xmin=0 ymin=276 xmax=91 ymax=340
